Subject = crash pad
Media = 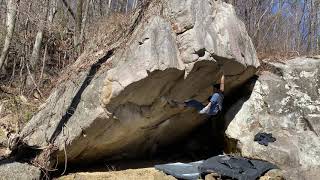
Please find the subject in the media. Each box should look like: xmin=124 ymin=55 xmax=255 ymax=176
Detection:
xmin=198 ymin=155 xmax=278 ymax=180
xmin=155 ymin=161 xmax=203 ymax=180
xmin=155 ymin=155 xmax=278 ymax=180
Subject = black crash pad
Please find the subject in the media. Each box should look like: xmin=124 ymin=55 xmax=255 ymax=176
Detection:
xmin=198 ymin=155 xmax=278 ymax=180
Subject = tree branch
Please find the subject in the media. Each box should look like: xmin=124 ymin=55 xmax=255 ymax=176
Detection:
xmin=60 ymin=0 xmax=76 ymax=20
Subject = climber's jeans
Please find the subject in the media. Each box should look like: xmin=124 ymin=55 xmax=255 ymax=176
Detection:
xmin=184 ymin=100 xmax=205 ymax=111
xmin=185 ymin=99 xmax=220 ymax=116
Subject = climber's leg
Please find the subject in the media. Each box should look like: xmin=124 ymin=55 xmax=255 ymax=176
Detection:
xmin=184 ymin=99 xmax=205 ymax=111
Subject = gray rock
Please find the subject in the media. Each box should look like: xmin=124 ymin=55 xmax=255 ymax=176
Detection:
xmin=0 ymin=161 xmax=41 ymax=180
xmin=226 ymin=57 xmax=320 ymax=180
xmin=21 ymin=0 xmax=259 ymax=164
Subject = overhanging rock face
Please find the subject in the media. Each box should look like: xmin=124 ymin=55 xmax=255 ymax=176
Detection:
xmin=225 ymin=57 xmax=320 ymax=180
xmin=21 ymin=0 xmax=259 ymax=164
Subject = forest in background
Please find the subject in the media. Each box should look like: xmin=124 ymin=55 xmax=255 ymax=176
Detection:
xmin=228 ymin=0 xmax=320 ymax=58
xmin=0 ymin=0 xmax=319 ymax=97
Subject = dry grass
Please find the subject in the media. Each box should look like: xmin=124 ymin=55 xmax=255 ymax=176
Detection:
xmin=257 ymin=51 xmax=302 ymax=75
xmin=257 ymin=51 xmax=301 ymax=62
xmin=0 ymin=129 xmax=4 ymax=137
xmin=0 ymin=87 xmax=41 ymax=137
xmin=55 ymin=12 xmax=138 ymax=86
xmin=55 ymin=1 xmax=155 ymax=86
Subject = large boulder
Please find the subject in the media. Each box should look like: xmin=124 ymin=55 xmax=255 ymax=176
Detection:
xmin=225 ymin=57 xmax=320 ymax=180
xmin=0 ymin=161 xmax=41 ymax=180
xmin=21 ymin=0 xmax=259 ymax=164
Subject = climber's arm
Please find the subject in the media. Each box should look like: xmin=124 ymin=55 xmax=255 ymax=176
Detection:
xmin=220 ymin=74 xmax=225 ymax=93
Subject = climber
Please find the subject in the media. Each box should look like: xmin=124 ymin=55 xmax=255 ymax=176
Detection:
xmin=168 ymin=74 xmax=224 ymax=116
xmin=188 ymin=74 xmax=224 ymax=116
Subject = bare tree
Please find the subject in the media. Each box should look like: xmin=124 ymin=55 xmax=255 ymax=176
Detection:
xmin=74 ymin=0 xmax=83 ymax=53
xmin=126 ymin=0 xmax=129 ymax=13
xmin=108 ymin=0 xmax=112 ymax=15
xmin=60 ymin=0 xmax=89 ymax=54
xmin=30 ymin=0 xmax=49 ymax=69
xmin=60 ymin=0 xmax=75 ymax=20
xmin=79 ymin=0 xmax=90 ymax=52
xmin=227 ymin=0 xmax=320 ymax=56
xmin=0 ymin=0 xmax=19 ymax=72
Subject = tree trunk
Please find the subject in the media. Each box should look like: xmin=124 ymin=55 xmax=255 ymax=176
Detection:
xmin=27 ymin=0 xmax=50 ymax=89
xmin=99 ymin=0 xmax=103 ymax=16
xmin=60 ymin=0 xmax=75 ymax=20
xmin=29 ymin=32 xmax=43 ymax=69
xmin=125 ymin=0 xmax=129 ymax=13
xmin=107 ymin=0 xmax=112 ymax=14
xmin=315 ymin=1 xmax=320 ymax=53
xmin=74 ymin=0 xmax=84 ymax=54
xmin=132 ymin=0 xmax=136 ymax=9
xmin=48 ymin=0 xmax=57 ymax=28
xmin=298 ymin=0 xmax=307 ymax=51
xmin=79 ymin=0 xmax=90 ymax=52
xmin=0 ymin=0 xmax=19 ymax=72
xmin=30 ymin=0 xmax=50 ymax=69
xmin=307 ymin=0 xmax=313 ymax=54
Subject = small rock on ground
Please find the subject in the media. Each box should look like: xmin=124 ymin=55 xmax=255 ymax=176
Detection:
xmin=259 ymin=169 xmax=285 ymax=180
